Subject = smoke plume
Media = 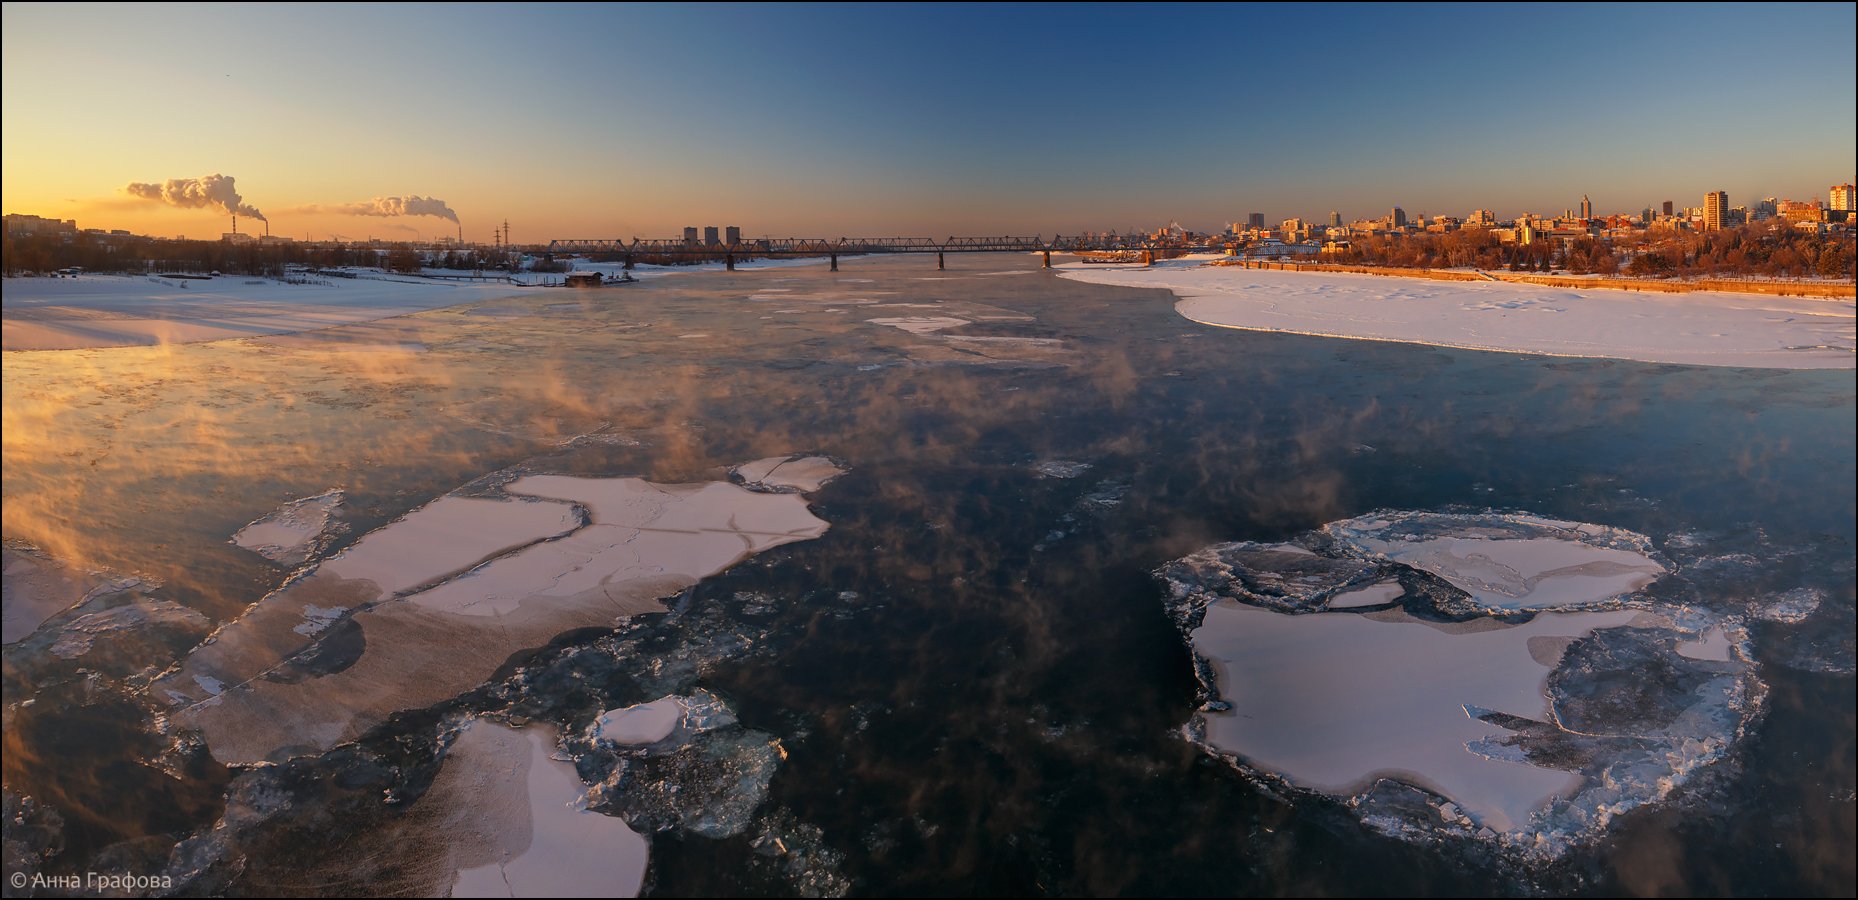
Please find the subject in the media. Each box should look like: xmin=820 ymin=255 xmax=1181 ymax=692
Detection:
xmin=324 ymin=195 xmax=461 ymax=223
xmin=123 ymin=174 xmax=266 ymax=221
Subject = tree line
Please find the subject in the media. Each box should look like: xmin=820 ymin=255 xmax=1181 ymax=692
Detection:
xmin=0 ymin=233 xmax=527 ymax=278
xmin=1316 ymin=220 xmax=1851 ymax=279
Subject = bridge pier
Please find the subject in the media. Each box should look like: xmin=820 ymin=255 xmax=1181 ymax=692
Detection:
xmin=725 ymin=252 xmax=735 ymax=272
xmin=622 ymin=253 xmax=634 ymax=270
xmin=1142 ymin=249 xmax=1154 ymax=266
xmin=1042 ymin=250 xmax=1052 ymax=269
xmin=937 ymin=251 xmax=944 ymax=271
xmin=830 ymin=253 xmax=838 ymax=272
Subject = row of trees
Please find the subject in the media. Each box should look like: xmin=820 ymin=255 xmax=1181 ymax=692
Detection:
xmin=1315 ymin=220 xmax=1852 ymax=279
xmin=1616 ymin=220 xmax=1850 ymax=279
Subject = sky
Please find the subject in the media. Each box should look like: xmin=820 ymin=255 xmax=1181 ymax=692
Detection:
xmin=3 ymin=2 xmax=1854 ymax=243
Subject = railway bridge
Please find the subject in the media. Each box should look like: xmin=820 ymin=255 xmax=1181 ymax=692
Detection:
xmin=543 ymin=235 xmax=1217 ymax=271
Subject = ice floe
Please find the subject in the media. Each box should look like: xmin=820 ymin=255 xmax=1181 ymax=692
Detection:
xmin=159 ymin=458 xmax=845 ymax=765
xmin=593 ymin=696 xmax=688 ymax=746
xmin=231 ymin=489 xmax=345 ymax=567
xmin=1159 ymin=509 xmax=1762 ymax=857
xmin=2 ymin=543 xmax=159 ymax=644
xmin=444 ymin=721 xmax=650 ymax=898
xmin=732 ymin=455 xmax=848 ymax=492
xmin=1323 ymin=511 xmax=1667 ymax=613
xmin=1327 ymin=579 xmax=1406 ymax=609
xmin=48 ymin=599 xmax=210 ymax=662
xmin=1033 ymin=460 xmax=1092 ymax=479
xmin=864 ymin=316 xmax=970 ymax=335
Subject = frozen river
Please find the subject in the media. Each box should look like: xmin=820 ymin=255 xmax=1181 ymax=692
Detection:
xmin=3 ymin=254 xmax=1852 ymax=895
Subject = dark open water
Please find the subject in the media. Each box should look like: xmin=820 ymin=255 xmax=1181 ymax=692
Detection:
xmin=3 ymin=254 xmax=1852 ymax=896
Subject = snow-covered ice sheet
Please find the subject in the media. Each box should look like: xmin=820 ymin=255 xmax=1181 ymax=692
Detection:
xmin=1056 ymin=263 xmax=1855 ymax=369
xmin=2 ymin=274 xmax=521 ymax=351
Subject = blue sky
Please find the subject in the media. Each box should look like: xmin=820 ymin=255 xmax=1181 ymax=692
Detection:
xmin=4 ymin=2 xmax=1853 ymax=240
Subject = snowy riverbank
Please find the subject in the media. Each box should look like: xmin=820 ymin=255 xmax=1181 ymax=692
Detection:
xmin=1 ymin=273 xmax=521 ymax=351
xmin=1056 ymin=256 xmax=1855 ymax=369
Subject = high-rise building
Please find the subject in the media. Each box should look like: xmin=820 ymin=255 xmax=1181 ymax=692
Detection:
xmin=1247 ymin=212 xmax=1265 ymax=229
xmin=1703 ymin=191 xmax=1728 ymax=231
xmin=1390 ymin=207 xmax=1407 ymax=228
xmin=1661 ymin=200 xmax=1674 ymax=217
xmin=1328 ymin=210 xmax=1341 ymax=227
xmin=1580 ymin=195 xmax=1592 ymax=219
xmin=703 ymin=226 xmax=720 ymax=246
xmin=1832 ymin=184 xmax=1856 ymax=212
xmin=683 ymin=226 xmax=699 ymax=244
xmin=1469 ymin=209 xmax=1495 ymax=227
xmin=725 ymin=225 xmax=741 ymax=245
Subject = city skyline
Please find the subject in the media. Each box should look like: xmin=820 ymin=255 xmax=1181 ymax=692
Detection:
xmin=4 ymin=3 xmax=1854 ymax=242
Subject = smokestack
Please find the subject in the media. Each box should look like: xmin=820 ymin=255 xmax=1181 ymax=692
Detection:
xmin=232 ymin=214 xmax=238 ymax=236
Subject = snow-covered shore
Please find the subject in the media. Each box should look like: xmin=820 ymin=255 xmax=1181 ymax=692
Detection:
xmin=1056 ymin=256 xmax=1855 ymax=369
xmin=1 ymin=274 xmax=521 ymax=351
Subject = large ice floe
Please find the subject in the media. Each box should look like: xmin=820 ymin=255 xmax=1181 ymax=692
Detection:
xmin=1157 ymin=510 xmax=1763 ymax=857
xmin=155 ymin=457 xmax=846 ymax=765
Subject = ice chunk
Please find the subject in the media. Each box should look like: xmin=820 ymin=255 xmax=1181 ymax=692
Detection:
xmin=443 ymin=722 xmax=649 ymax=898
xmin=864 ymin=316 xmax=969 ymax=335
xmin=1158 ymin=541 xmax=1385 ymax=617
xmin=1033 ymin=460 xmax=1092 ymax=479
xmin=731 ymin=455 xmax=848 ymax=492
xmin=594 ymin=697 xmax=686 ymax=746
xmin=231 ymin=489 xmax=344 ymax=567
xmin=47 ymin=599 xmax=210 ymax=661
xmin=3 ymin=544 xmax=156 ymax=645
xmin=1675 ymin=625 xmax=1736 ymax=662
xmin=1327 ymin=579 xmax=1405 ymax=609
xmin=1325 ymin=511 xmax=1665 ymax=611
xmin=1750 ymin=586 xmax=1822 ymax=623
